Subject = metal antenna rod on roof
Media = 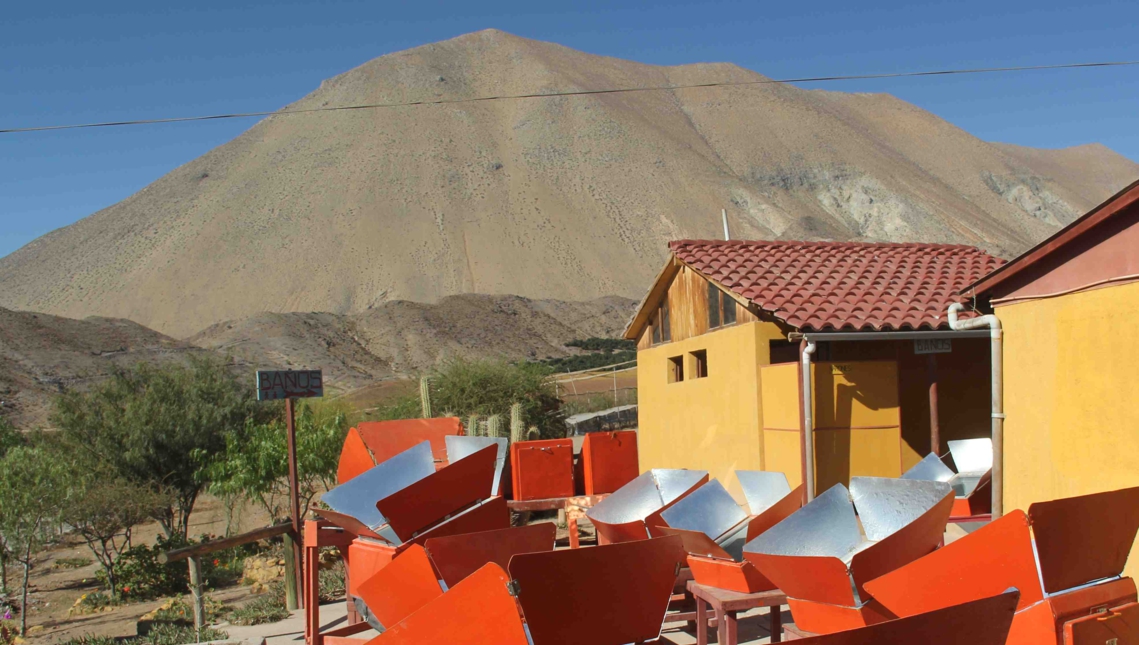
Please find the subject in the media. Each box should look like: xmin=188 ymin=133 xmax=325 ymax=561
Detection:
xmin=721 ymin=208 xmax=730 ymax=241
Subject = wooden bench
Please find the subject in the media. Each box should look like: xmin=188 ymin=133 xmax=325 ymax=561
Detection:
xmin=687 ymin=580 xmax=786 ymax=645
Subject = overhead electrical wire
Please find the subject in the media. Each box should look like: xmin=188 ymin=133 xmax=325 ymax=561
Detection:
xmin=2 ymin=59 xmax=1137 ymax=135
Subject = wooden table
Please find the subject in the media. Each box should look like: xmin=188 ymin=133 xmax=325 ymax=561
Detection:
xmin=687 ymin=580 xmax=786 ymax=645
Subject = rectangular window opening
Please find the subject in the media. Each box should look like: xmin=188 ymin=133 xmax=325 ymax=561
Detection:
xmin=707 ymin=282 xmax=721 ymax=329
xmin=691 ymin=350 xmax=708 ymax=378
xmin=722 ymin=294 xmax=737 ymax=325
xmin=668 ymin=355 xmax=684 ymax=383
xmin=651 ymin=315 xmax=661 ymax=344
xmin=661 ymin=299 xmax=671 ymax=342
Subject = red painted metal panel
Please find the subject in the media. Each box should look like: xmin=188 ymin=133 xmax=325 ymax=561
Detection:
xmin=375 ymin=445 xmax=496 ymax=541
xmin=345 ymin=539 xmax=398 ymax=597
xmin=1064 ymin=601 xmax=1139 ymax=645
xmin=424 ymin=523 xmax=556 ymax=589
xmin=353 ymin=544 xmax=439 ymax=628
xmin=687 ymin=555 xmax=775 ymax=594
xmin=657 ymin=526 xmax=733 ymax=561
xmin=581 ymin=431 xmax=639 ymax=495
xmin=355 ymin=418 xmax=461 ymax=465
xmin=1049 ymin=577 xmax=1138 ymax=643
xmin=865 ymin=510 xmax=1044 ymax=616
xmin=311 ymin=508 xmax=383 ymax=541
xmin=744 ymin=553 xmax=856 ymax=606
xmin=1029 ymin=486 xmax=1139 ymax=594
xmin=745 ymin=485 xmax=805 ymax=542
xmin=848 ymin=487 xmax=954 ymax=599
xmin=364 ymin=563 xmax=528 ymax=645
xmin=508 ymin=535 xmax=685 ymax=645
xmin=405 ymin=496 xmax=510 ymax=548
xmin=786 ymin=598 xmax=892 ymax=635
xmin=338 ymin=428 xmax=377 ymax=484
xmin=792 ymin=591 xmax=1019 ymax=645
xmin=510 ymin=439 xmax=574 ymax=501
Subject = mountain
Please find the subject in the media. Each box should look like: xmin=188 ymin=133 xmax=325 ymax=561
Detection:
xmin=188 ymin=294 xmax=634 ymax=390
xmin=1 ymin=29 xmax=1136 ymax=337
xmin=0 ymin=295 xmax=633 ymax=428
xmin=0 ymin=308 xmax=210 ymax=428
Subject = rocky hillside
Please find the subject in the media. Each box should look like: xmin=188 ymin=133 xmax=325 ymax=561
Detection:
xmin=189 ymin=294 xmax=635 ymax=390
xmin=1 ymin=295 xmax=634 ymax=428
xmin=1 ymin=29 xmax=1136 ymax=336
xmin=0 ymin=308 xmax=211 ymax=428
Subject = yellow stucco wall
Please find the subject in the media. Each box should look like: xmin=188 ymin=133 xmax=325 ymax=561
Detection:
xmin=999 ymin=280 xmax=1139 ymax=580
xmin=761 ymin=360 xmax=902 ymax=492
xmin=636 ymin=321 xmax=786 ymax=499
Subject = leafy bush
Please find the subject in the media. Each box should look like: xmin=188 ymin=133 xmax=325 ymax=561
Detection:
xmin=102 ymin=537 xmax=188 ymax=600
xmin=429 ymin=358 xmax=564 ymax=438
xmin=318 ymin=565 xmax=345 ymax=603
xmin=229 ymin=583 xmax=289 ymax=626
xmin=102 ymin=534 xmax=233 ymax=600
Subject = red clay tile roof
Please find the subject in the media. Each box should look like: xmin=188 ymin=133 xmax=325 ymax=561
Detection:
xmin=670 ymin=240 xmax=1005 ymax=331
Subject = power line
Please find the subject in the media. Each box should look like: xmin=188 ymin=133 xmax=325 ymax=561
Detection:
xmin=3 ymin=59 xmax=1137 ymax=135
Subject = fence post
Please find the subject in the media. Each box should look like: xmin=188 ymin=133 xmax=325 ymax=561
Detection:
xmin=284 ymin=532 xmax=300 ymax=610
xmin=187 ymin=555 xmax=205 ymax=640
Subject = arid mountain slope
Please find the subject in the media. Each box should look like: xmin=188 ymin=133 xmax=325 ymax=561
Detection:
xmin=1 ymin=295 xmax=634 ymax=428
xmin=1 ymin=29 xmax=1136 ymax=336
xmin=0 ymin=308 xmax=211 ymax=428
xmin=190 ymin=294 xmax=635 ymax=390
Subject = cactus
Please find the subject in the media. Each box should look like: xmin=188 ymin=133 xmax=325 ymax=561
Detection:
xmin=467 ymin=414 xmax=481 ymax=437
xmin=487 ymin=414 xmax=503 ymax=439
xmin=419 ymin=376 xmax=432 ymax=418
xmin=527 ymin=427 xmax=540 ymax=441
xmin=510 ymin=403 xmax=525 ymax=443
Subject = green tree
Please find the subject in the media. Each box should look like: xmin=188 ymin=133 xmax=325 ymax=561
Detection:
xmin=429 ymin=358 xmax=564 ymax=438
xmin=60 ymin=470 xmax=167 ymax=599
xmin=0 ymin=415 xmax=22 ymax=595
xmin=0 ymin=446 xmax=68 ymax=636
xmin=203 ymin=401 xmax=347 ymax=522
xmin=52 ymin=357 xmax=268 ymax=539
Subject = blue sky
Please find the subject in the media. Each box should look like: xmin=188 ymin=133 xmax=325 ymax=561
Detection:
xmin=2 ymin=0 xmax=1137 ymax=259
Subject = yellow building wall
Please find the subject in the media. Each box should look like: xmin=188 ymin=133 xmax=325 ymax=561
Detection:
xmin=636 ymin=321 xmax=786 ymax=499
xmin=760 ymin=363 xmax=804 ymax=488
xmin=759 ymin=360 xmax=902 ymax=493
xmin=999 ymin=280 xmax=1139 ymax=580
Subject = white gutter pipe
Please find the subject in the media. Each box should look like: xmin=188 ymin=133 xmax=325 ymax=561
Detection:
xmin=801 ymin=341 xmax=818 ymax=501
xmin=947 ymin=303 xmax=1004 ymax=519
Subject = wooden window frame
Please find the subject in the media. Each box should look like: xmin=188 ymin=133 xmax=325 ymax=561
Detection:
xmin=668 ymin=355 xmax=684 ymax=383
xmin=691 ymin=350 xmax=708 ymax=379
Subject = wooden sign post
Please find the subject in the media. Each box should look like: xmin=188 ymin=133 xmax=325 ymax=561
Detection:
xmin=257 ymin=369 xmax=323 ymax=610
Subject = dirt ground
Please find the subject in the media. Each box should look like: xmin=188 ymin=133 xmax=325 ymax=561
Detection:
xmin=16 ymin=494 xmax=275 ymax=644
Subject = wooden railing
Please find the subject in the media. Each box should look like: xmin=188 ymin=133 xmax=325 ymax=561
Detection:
xmin=161 ymin=522 xmax=297 ymax=633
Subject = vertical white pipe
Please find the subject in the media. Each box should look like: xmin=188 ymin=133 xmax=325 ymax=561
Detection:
xmin=947 ymin=303 xmax=1004 ymax=518
xmin=802 ymin=341 xmax=817 ymax=501
xmin=722 ymin=209 xmax=730 ymax=241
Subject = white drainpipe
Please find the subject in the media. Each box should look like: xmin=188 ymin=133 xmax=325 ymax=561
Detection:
xmin=947 ymin=303 xmax=1004 ymax=519
xmin=801 ymin=341 xmax=818 ymax=501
